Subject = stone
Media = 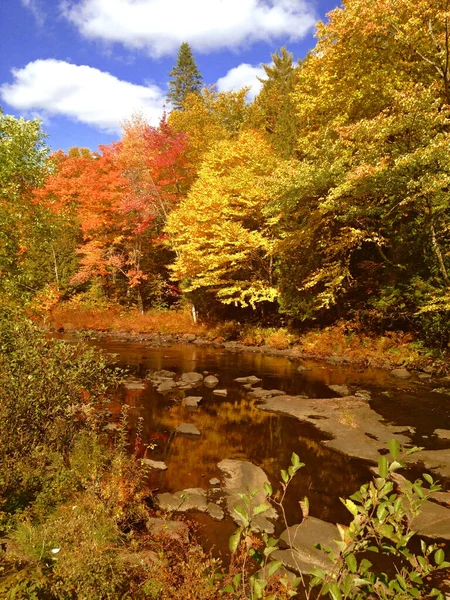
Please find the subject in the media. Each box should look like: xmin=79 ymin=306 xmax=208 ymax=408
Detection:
xmin=390 ymin=367 xmax=411 ymax=379
xmin=418 ymin=373 xmax=432 ymax=380
xmin=434 ymin=429 xmax=450 ymax=440
xmin=327 ymin=384 xmax=350 ymax=397
xmin=209 ymin=478 xmax=221 ymax=486
xmin=181 ymin=372 xmax=204 ymax=384
xmin=183 ymin=334 xmax=197 ymax=342
xmin=234 ymin=375 xmax=262 ymax=384
xmin=408 ymin=448 xmax=450 ymax=479
xmin=141 ymin=459 xmax=168 ymax=470
xmin=124 ymin=380 xmax=146 ymax=390
xmin=146 ymin=517 xmax=189 ymax=543
xmin=150 ymin=369 xmax=176 ymax=379
xmin=213 ymin=389 xmax=228 ymax=397
xmin=184 ymin=396 xmax=202 ymax=407
xmin=273 ymin=517 xmax=339 ymax=574
xmin=157 ymin=488 xmax=208 ymax=513
xmin=207 ymin=502 xmax=225 ymax=521
xmin=355 ymin=388 xmax=371 ymax=401
xmin=296 ymin=364 xmax=311 ymax=372
xmin=247 ymin=388 xmax=286 ymax=399
xmin=218 ymin=459 xmax=277 ymax=533
xmin=176 ymin=423 xmax=201 ymax=436
xmin=327 ymin=355 xmax=348 ymax=364
xmin=157 ymin=380 xmax=177 ymax=393
xmin=204 ymin=375 xmax=219 ymax=387
xmin=257 ymin=395 xmax=410 ymax=464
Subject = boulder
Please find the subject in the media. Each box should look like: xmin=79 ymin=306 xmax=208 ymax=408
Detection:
xmin=184 ymin=396 xmax=202 ymax=408
xmin=390 ymin=367 xmax=411 ymax=379
xmin=141 ymin=459 xmax=168 ymax=471
xmin=218 ymin=459 xmax=277 ymax=533
xmin=204 ymin=375 xmax=219 ymax=387
xmin=176 ymin=423 xmax=201 ymax=436
xmin=181 ymin=372 xmax=204 ymax=384
xmin=157 ymin=380 xmax=177 ymax=393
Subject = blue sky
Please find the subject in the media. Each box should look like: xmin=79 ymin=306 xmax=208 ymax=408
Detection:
xmin=1 ymin=0 xmax=340 ymax=152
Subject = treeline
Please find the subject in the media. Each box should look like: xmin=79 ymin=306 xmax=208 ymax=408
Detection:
xmin=2 ymin=0 xmax=450 ymax=346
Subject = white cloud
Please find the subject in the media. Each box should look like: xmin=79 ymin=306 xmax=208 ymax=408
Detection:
xmin=216 ymin=63 xmax=266 ymax=101
xmin=60 ymin=0 xmax=316 ymax=56
xmin=0 ymin=60 xmax=165 ymax=133
xmin=21 ymin=0 xmax=46 ymax=25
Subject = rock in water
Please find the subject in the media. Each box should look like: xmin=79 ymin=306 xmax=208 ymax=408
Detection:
xmin=176 ymin=423 xmax=201 ymax=436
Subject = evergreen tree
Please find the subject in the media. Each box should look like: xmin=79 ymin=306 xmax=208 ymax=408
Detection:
xmin=167 ymin=42 xmax=203 ymax=111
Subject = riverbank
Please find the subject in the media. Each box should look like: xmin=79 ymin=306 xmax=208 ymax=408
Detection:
xmin=48 ymin=305 xmax=448 ymax=375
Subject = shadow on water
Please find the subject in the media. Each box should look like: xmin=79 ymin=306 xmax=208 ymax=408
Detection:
xmin=56 ymin=335 xmax=450 ymax=559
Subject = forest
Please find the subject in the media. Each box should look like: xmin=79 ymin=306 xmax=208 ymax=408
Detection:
xmin=2 ymin=0 xmax=450 ymax=350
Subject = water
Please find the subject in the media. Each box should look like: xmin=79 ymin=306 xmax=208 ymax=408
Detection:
xmin=57 ymin=334 xmax=450 ymax=558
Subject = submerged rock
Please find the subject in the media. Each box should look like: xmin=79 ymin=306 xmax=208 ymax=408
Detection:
xmin=247 ymin=387 xmax=286 ymax=399
xmin=156 ymin=380 xmax=178 ymax=393
xmin=234 ymin=375 xmax=262 ymax=384
xmin=124 ymin=379 xmax=146 ymax=390
xmin=207 ymin=502 xmax=225 ymax=521
xmin=176 ymin=423 xmax=201 ymax=436
xmin=157 ymin=488 xmax=208 ymax=513
xmin=218 ymin=459 xmax=277 ymax=533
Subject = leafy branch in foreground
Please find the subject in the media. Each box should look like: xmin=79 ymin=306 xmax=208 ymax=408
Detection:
xmin=226 ymin=443 xmax=449 ymax=599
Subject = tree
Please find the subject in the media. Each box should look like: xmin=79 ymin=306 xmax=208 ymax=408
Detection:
xmin=248 ymin=47 xmax=300 ymax=158
xmin=165 ymin=130 xmax=280 ymax=309
xmin=167 ymin=42 xmax=203 ymax=111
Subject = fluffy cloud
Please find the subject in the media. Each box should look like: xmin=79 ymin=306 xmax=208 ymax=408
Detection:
xmin=0 ymin=60 xmax=165 ymax=133
xmin=61 ymin=0 xmax=316 ymax=56
xmin=216 ymin=63 xmax=266 ymax=100
xmin=21 ymin=0 xmax=46 ymax=25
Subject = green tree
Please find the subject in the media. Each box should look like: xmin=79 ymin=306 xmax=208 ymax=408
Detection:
xmin=167 ymin=42 xmax=203 ymax=111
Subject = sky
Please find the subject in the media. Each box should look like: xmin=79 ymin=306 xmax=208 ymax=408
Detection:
xmin=1 ymin=0 xmax=340 ymax=152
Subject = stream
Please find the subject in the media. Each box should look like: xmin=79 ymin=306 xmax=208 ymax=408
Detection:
xmin=57 ymin=334 xmax=450 ymax=561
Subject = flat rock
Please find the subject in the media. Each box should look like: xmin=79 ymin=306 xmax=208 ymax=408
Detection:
xmin=390 ymin=367 xmax=411 ymax=379
xmin=124 ymin=380 xmax=146 ymax=390
xmin=247 ymin=387 xmax=286 ymax=399
xmin=434 ymin=429 xmax=450 ymax=440
xmin=218 ymin=459 xmax=277 ymax=533
xmin=328 ymin=384 xmax=350 ymax=397
xmin=157 ymin=488 xmax=208 ymax=513
xmin=213 ymin=389 xmax=228 ymax=397
xmin=183 ymin=334 xmax=197 ymax=342
xmin=209 ymin=478 xmax=221 ymax=486
xmin=257 ymin=395 xmax=410 ymax=464
xmin=142 ymin=459 xmax=168 ymax=470
xmin=207 ymin=502 xmax=225 ymax=521
xmin=176 ymin=423 xmax=201 ymax=436
xmin=184 ymin=396 xmax=202 ymax=407
xmin=296 ymin=364 xmax=311 ymax=372
xmin=146 ymin=517 xmax=189 ymax=543
xmin=181 ymin=372 xmax=204 ymax=384
xmin=150 ymin=369 xmax=176 ymax=379
xmin=407 ymin=448 xmax=450 ymax=479
xmin=234 ymin=376 xmax=263 ymax=384
xmin=204 ymin=375 xmax=219 ymax=387
xmin=157 ymin=380 xmax=178 ymax=393
xmin=272 ymin=517 xmax=339 ymax=574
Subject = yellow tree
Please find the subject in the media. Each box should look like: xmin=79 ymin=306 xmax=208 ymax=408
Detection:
xmin=165 ymin=130 xmax=280 ymax=308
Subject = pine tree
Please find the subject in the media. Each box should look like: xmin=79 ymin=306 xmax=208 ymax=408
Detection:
xmin=167 ymin=43 xmax=203 ymax=111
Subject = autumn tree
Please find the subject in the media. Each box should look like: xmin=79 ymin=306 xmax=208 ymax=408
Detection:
xmin=167 ymin=42 xmax=203 ymax=111
xmin=165 ymin=130 xmax=280 ymax=309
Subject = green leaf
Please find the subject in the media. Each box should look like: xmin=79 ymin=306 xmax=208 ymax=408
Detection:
xmin=264 ymin=481 xmax=273 ymax=496
xmin=423 ymin=473 xmax=434 ymax=485
xmin=434 ymin=548 xmax=445 ymax=566
xmin=345 ymin=553 xmax=358 ymax=573
xmin=328 ymin=582 xmax=342 ymax=600
xmin=343 ymin=498 xmax=359 ymax=516
xmin=388 ymin=439 xmax=401 ymax=460
xmin=253 ymin=502 xmax=270 ymax=516
xmin=281 ymin=469 xmax=289 ymax=483
xmin=229 ymin=528 xmax=241 ymax=553
xmin=233 ymin=573 xmax=242 ymax=588
xmin=266 ymin=560 xmax=283 ymax=578
xmin=378 ymin=454 xmax=389 ymax=478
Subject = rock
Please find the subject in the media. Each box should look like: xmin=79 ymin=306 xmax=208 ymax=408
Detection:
xmin=390 ymin=367 xmax=411 ymax=379
xmin=157 ymin=488 xmax=208 ymax=513
xmin=422 ymin=365 xmax=435 ymax=374
xmin=176 ymin=423 xmax=201 ymax=436
xmin=204 ymin=375 xmax=219 ymax=387
xmin=157 ymin=380 xmax=177 ymax=393
xmin=418 ymin=373 xmax=432 ymax=380
xmin=218 ymin=459 xmax=277 ymax=533
xmin=234 ymin=375 xmax=262 ymax=384
xmin=209 ymin=478 xmax=221 ymax=486
xmin=434 ymin=429 xmax=450 ymax=440
xmin=213 ymin=389 xmax=228 ymax=397
xmin=327 ymin=384 xmax=350 ymax=397
xmin=124 ymin=380 xmax=146 ymax=390
xmin=150 ymin=369 xmax=176 ymax=379
xmin=247 ymin=388 xmax=286 ymax=399
xmin=272 ymin=517 xmax=339 ymax=574
xmin=355 ymin=389 xmax=371 ymax=401
xmin=406 ymin=447 xmax=450 ymax=479
xmin=296 ymin=364 xmax=311 ymax=372
xmin=432 ymin=387 xmax=450 ymax=395
xmin=181 ymin=372 xmax=204 ymax=384
xmin=184 ymin=396 xmax=202 ymax=407
xmin=257 ymin=395 xmax=410 ymax=464
xmin=207 ymin=502 xmax=225 ymax=521
xmin=183 ymin=334 xmax=196 ymax=342
xmin=141 ymin=459 xmax=168 ymax=470
xmin=327 ymin=355 xmax=348 ymax=365
xmin=146 ymin=517 xmax=189 ymax=543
